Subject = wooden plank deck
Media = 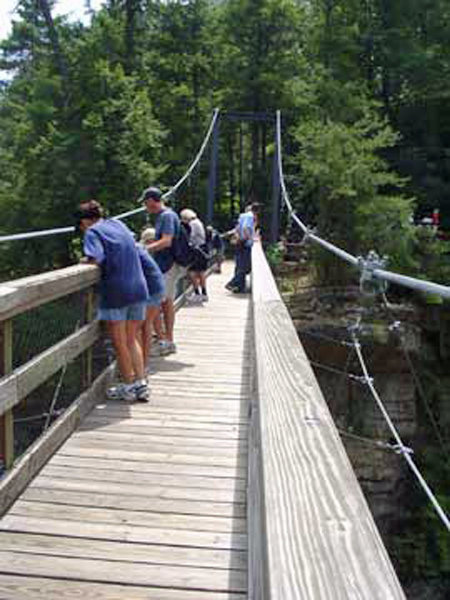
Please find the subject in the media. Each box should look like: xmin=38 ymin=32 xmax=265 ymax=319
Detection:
xmin=0 ymin=264 xmax=250 ymax=599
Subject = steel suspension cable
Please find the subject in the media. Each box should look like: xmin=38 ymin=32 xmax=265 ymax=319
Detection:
xmin=276 ymin=110 xmax=450 ymax=298
xmin=352 ymin=331 xmax=450 ymax=532
xmin=0 ymin=109 xmax=220 ymax=243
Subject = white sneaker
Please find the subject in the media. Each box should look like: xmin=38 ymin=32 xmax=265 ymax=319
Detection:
xmin=133 ymin=380 xmax=150 ymax=403
xmin=106 ymin=383 xmax=136 ymax=402
xmin=158 ymin=340 xmax=171 ymax=356
xmin=201 ymin=293 xmax=208 ymax=302
xmin=150 ymin=344 xmax=162 ymax=357
xmin=186 ymin=293 xmax=202 ymax=304
xmin=159 ymin=341 xmax=177 ymax=355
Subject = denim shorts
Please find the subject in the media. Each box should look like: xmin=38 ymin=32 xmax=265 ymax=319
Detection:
xmin=147 ymin=293 xmax=164 ymax=308
xmin=98 ymin=301 xmax=147 ymax=321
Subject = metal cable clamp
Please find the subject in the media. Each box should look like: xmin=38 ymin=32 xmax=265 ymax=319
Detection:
xmin=357 ymin=250 xmax=389 ymax=296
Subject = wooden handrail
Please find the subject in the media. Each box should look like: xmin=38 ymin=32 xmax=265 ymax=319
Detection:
xmin=0 ymin=264 xmax=99 ymax=322
xmin=0 ymin=264 xmax=99 ymax=470
xmin=249 ymin=240 xmax=406 ymax=599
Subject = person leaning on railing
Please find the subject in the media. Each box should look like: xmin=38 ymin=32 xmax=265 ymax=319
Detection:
xmin=225 ymin=202 xmax=260 ymax=294
xmin=75 ymin=200 xmax=150 ymax=402
xmin=180 ymin=208 xmax=209 ymax=303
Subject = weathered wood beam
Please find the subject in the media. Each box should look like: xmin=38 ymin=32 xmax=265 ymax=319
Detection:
xmin=249 ymin=241 xmax=406 ymax=599
xmin=0 ymin=265 xmax=99 ymax=322
xmin=0 ymin=321 xmax=14 ymax=469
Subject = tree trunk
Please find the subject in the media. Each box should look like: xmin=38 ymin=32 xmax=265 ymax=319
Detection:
xmin=37 ymin=0 xmax=69 ymax=97
xmin=125 ymin=0 xmax=140 ymax=75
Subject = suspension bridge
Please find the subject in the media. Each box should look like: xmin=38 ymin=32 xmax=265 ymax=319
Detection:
xmin=0 ymin=110 xmax=448 ymax=599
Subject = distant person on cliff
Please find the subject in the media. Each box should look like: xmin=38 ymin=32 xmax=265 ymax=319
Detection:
xmin=76 ymin=200 xmax=149 ymax=402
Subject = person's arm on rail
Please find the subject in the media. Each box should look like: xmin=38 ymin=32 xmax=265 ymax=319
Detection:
xmin=147 ymin=233 xmax=173 ymax=253
xmin=80 ymin=229 xmax=104 ymax=265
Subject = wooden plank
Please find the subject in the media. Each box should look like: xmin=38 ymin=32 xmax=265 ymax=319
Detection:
xmin=0 ymin=575 xmax=247 ymax=600
xmin=0 ymin=322 xmax=99 ymax=415
xmin=9 ymin=500 xmax=247 ymax=533
xmin=62 ymin=439 xmax=247 ymax=462
xmin=249 ymin=241 xmax=405 ymax=599
xmin=21 ymin=487 xmax=247 ymax=518
xmin=50 ymin=453 xmax=247 ymax=480
xmin=0 ymin=531 xmax=247 ymax=571
xmin=0 ymin=264 xmax=99 ymax=322
xmin=0 ymin=551 xmax=247 ymax=593
xmin=0 ymin=365 xmax=114 ymax=517
xmin=41 ymin=464 xmax=246 ymax=492
xmin=79 ymin=416 xmax=248 ymax=439
xmin=91 ymin=403 xmax=249 ymax=424
xmin=71 ymin=429 xmax=248 ymax=449
xmin=27 ymin=475 xmax=246 ymax=505
xmin=0 ymin=515 xmax=247 ymax=551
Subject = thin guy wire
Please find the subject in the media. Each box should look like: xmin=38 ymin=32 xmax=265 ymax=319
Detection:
xmin=352 ymin=331 xmax=450 ymax=532
xmin=0 ymin=109 xmax=220 ymax=242
xmin=310 ymin=359 xmax=363 ymax=382
xmin=337 ymin=428 xmax=399 ymax=451
xmin=381 ymin=293 xmax=448 ymax=460
xmin=43 ymin=318 xmax=80 ymax=431
xmin=43 ymin=361 xmax=68 ymax=432
xmin=299 ymin=329 xmax=354 ymax=347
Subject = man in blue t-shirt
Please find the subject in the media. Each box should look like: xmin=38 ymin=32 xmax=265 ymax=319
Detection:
xmin=142 ymin=187 xmax=185 ymax=355
xmin=225 ymin=203 xmax=259 ymax=293
xmin=77 ymin=200 xmax=149 ymax=402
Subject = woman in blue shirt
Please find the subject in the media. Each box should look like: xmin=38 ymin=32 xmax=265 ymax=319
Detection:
xmin=76 ymin=200 xmax=149 ymax=402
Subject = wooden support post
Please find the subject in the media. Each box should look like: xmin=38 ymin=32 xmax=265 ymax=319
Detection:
xmin=207 ymin=115 xmax=220 ymax=225
xmin=82 ymin=288 xmax=95 ymax=389
xmin=0 ymin=320 xmax=14 ymax=470
xmin=271 ymin=128 xmax=281 ymax=243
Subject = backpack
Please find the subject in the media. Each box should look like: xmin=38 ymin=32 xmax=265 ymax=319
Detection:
xmin=171 ymin=221 xmax=195 ymax=267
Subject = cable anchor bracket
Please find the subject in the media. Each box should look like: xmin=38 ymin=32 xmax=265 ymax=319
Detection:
xmin=357 ymin=250 xmax=389 ymax=297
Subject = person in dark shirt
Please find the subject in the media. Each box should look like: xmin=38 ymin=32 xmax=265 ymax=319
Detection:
xmin=76 ymin=200 xmax=149 ymax=402
xmin=142 ymin=187 xmax=185 ymax=355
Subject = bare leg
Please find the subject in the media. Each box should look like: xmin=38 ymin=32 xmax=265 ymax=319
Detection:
xmin=126 ymin=320 xmax=145 ymax=380
xmin=188 ymin=270 xmax=197 ymax=291
xmin=199 ymin=271 xmax=207 ymax=294
xmin=154 ymin=309 xmax=164 ymax=341
xmin=107 ymin=322 xmax=134 ymax=383
xmin=142 ymin=306 xmax=159 ymax=365
xmin=161 ymin=298 xmax=175 ymax=342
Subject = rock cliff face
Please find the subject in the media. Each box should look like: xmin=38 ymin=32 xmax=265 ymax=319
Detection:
xmin=281 ymin=280 xmax=450 ymax=598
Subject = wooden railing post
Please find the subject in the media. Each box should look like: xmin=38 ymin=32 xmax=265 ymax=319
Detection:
xmin=82 ymin=288 xmax=95 ymax=388
xmin=0 ymin=320 xmax=14 ymax=470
